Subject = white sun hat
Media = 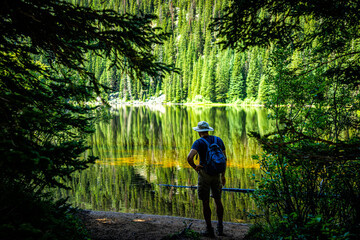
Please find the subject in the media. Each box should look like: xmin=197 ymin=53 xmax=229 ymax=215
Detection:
xmin=192 ymin=121 xmax=214 ymax=132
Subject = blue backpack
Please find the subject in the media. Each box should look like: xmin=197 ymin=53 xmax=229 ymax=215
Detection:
xmin=199 ymin=137 xmax=226 ymax=175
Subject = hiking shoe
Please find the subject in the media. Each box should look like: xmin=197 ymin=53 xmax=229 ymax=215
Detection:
xmin=216 ymin=224 xmax=225 ymax=236
xmin=201 ymin=226 xmax=215 ymax=238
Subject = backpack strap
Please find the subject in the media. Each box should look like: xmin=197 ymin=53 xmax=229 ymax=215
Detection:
xmin=199 ymin=137 xmax=210 ymax=148
xmin=199 ymin=136 xmax=219 ymax=147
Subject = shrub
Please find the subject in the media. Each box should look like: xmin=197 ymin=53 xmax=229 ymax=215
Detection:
xmin=0 ymin=182 xmax=89 ymax=240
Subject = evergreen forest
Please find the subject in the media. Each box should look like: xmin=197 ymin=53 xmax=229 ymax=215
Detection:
xmin=69 ymin=0 xmax=271 ymax=104
xmin=1 ymin=0 xmax=360 ymax=239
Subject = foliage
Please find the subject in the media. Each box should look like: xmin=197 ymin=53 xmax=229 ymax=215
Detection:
xmin=245 ymin=214 xmax=351 ymax=240
xmin=1 ymin=0 xmax=173 ymax=189
xmin=0 ymin=181 xmax=89 ymax=240
xmin=213 ymin=0 xmax=360 ymax=238
xmin=1 ymin=0 xmax=173 ymax=238
xmin=248 ymin=152 xmax=360 ymax=239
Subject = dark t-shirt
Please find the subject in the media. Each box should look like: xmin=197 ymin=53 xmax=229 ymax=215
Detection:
xmin=191 ymin=135 xmax=226 ymax=167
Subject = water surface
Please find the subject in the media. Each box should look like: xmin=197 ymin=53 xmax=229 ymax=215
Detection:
xmin=56 ymin=105 xmax=274 ymax=223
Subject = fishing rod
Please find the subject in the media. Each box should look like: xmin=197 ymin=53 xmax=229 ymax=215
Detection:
xmin=158 ymin=184 xmax=255 ymax=193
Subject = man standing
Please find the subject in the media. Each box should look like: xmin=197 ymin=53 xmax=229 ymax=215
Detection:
xmin=187 ymin=121 xmax=226 ymax=237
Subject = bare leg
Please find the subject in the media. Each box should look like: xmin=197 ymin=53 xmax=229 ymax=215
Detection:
xmin=202 ymin=199 xmax=212 ymax=228
xmin=214 ymin=198 xmax=224 ymax=226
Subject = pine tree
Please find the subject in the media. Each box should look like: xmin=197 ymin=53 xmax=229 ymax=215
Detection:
xmin=204 ymin=48 xmax=216 ymax=101
xmin=189 ymin=58 xmax=198 ymax=100
xmin=200 ymin=30 xmax=211 ymax=97
xmin=245 ymin=48 xmax=261 ymax=101
xmin=257 ymin=48 xmax=271 ymax=103
xmin=215 ymin=47 xmax=231 ymax=102
xmin=229 ymin=51 xmax=246 ymax=101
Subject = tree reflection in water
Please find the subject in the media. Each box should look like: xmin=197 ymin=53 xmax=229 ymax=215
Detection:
xmin=55 ymin=105 xmax=275 ymax=223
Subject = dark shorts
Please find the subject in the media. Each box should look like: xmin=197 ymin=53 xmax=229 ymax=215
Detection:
xmin=197 ymin=169 xmax=222 ymax=200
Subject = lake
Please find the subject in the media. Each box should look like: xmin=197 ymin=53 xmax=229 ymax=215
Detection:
xmin=55 ymin=105 xmax=274 ymax=223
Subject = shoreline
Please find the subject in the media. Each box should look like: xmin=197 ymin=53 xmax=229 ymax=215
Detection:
xmin=78 ymin=209 xmax=250 ymax=240
xmin=107 ymin=101 xmax=264 ymax=107
xmin=92 ymin=94 xmax=265 ymax=108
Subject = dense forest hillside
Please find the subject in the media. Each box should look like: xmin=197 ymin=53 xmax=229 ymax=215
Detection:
xmin=69 ymin=0 xmax=273 ymax=103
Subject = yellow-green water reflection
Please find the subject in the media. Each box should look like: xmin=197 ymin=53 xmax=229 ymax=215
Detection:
xmin=55 ymin=105 xmax=275 ymax=223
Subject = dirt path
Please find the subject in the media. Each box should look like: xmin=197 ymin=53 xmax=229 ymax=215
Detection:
xmin=78 ymin=210 xmax=250 ymax=240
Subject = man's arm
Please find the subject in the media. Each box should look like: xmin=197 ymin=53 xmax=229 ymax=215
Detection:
xmin=187 ymin=149 xmax=203 ymax=171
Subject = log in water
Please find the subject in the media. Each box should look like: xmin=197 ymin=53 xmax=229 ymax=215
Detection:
xmin=158 ymin=184 xmax=255 ymax=193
